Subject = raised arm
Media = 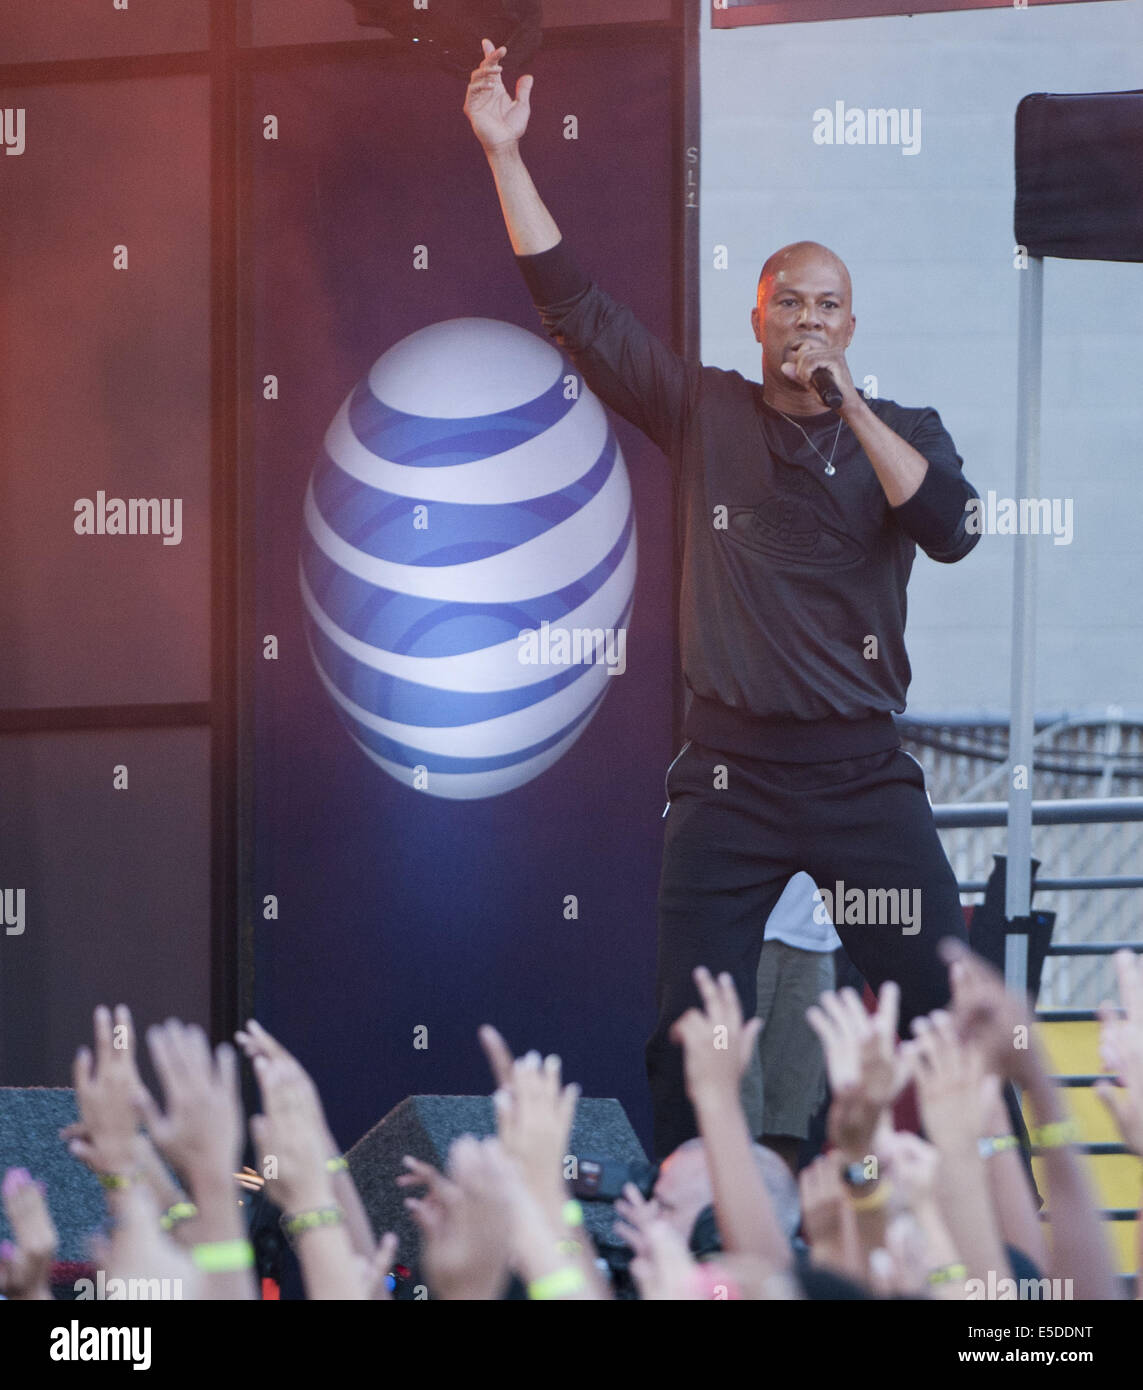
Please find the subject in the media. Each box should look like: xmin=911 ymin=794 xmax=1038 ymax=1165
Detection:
xmin=464 ymin=39 xmax=559 ymax=256
xmin=941 ymin=939 xmax=1119 ymax=1302
xmin=463 ymin=39 xmax=699 ymax=460
xmin=671 ymin=967 xmax=792 ymax=1267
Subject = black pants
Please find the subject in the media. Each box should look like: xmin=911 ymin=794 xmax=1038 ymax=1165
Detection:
xmin=645 ymin=739 xmax=968 ymax=1160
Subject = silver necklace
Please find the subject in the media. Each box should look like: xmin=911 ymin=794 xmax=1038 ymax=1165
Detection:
xmin=774 ymin=408 xmax=844 ymax=476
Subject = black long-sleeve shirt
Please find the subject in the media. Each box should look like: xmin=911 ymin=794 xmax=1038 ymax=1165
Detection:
xmin=516 ymin=240 xmax=981 ymax=762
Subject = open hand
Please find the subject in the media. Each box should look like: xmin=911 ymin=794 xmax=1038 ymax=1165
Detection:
xmin=807 ymin=982 xmax=910 ymax=1155
xmin=491 ymin=1049 xmax=579 ymax=1205
xmin=248 ymin=1054 xmax=335 ymax=1213
xmin=401 ymin=1138 xmax=516 ymax=1300
xmin=670 ymin=967 xmax=763 ymax=1105
xmin=0 ymin=1168 xmax=57 ymax=1300
xmin=1094 ymin=950 xmax=1143 ymax=1154
xmin=71 ymin=1004 xmax=145 ymax=1178
xmin=939 ymin=938 xmax=1040 ymax=1085
xmin=463 ymin=38 xmax=533 ymax=154
xmin=136 ymin=1021 xmax=244 ymax=1190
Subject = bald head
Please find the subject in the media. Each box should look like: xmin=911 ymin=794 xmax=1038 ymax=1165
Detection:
xmin=757 ymin=241 xmax=851 ymax=305
xmin=751 ymin=241 xmax=856 ymax=400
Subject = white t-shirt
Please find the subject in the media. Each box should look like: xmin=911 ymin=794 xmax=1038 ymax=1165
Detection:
xmin=763 ymin=871 xmax=841 ymax=953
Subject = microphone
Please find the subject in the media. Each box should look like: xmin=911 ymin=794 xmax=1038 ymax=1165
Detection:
xmin=810 ymin=367 xmax=844 ymax=411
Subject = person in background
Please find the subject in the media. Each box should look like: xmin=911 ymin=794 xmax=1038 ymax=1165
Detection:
xmin=740 ymin=871 xmax=840 ymax=1174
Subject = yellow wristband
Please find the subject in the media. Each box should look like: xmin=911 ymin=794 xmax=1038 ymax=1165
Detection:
xmin=97 ymin=1171 xmax=143 ymax=1190
xmin=978 ymin=1134 xmax=1020 ymax=1159
xmin=159 ymin=1200 xmax=198 ymax=1231
xmin=527 ymin=1267 xmax=586 ymax=1300
xmin=1030 ymin=1119 xmax=1080 ymax=1149
xmin=846 ymin=1179 xmax=892 ymax=1213
xmin=191 ymin=1239 xmax=255 ymax=1273
xmin=928 ymin=1262 xmax=967 ymax=1286
xmin=562 ymin=1199 xmax=584 ymax=1228
xmin=325 ymin=1156 xmax=349 ymax=1174
xmin=283 ymin=1206 xmax=345 ymax=1238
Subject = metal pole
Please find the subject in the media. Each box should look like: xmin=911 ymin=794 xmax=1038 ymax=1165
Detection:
xmin=1005 ymin=255 xmax=1044 ymax=996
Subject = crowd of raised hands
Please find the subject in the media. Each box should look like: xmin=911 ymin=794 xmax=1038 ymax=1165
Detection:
xmin=1 ymin=940 xmax=1141 ymax=1300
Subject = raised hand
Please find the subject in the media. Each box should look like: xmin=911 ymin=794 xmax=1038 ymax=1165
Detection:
xmin=401 ymin=1139 xmax=515 ymax=1300
xmin=249 ymin=1054 xmax=369 ymax=1300
xmin=879 ymin=1128 xmax=969 ymax=1300
xmin=613 ymin=1180 xmax=663 ymax=1265
xmin=104 ymin=1180 xmax=201 ymax=1301
xmin=70 ymin=1004 xmax=145 ymax=1179
xmin=882 ymin=1128 xmax=940 ymax=1211
xmin=463 ymin=38 xmax=534 ymax=154
xmin=670 ymin=967 xmax=763 ymax=1105
xmin=798 ymin=1153 xmax=856 ymax=1274
xmin=908 ymin=1010 xmax=994 ymax=1154
xmin=248 ymin=1055 xmax=335 ymax=1214
xmin=0 ymin=1168 xmax=57 ymax=1301
xmin=237 ymin=1020 xmax=377 ymax=1260
xmin=480 ymin=1026 xmax=581 ymax=1210
xmin=235 ymin=1020 xmax=336 ymax=1150
xmin=939 ymin=938 xmax=1038 ymax=1084
xmin=667 ymin=969 xmax=790 ymax=1266
xmin=135 ymin=1021 xmax=244 ymax=1190
xmin=806 ymin=982 xmax=910 ymax=1157
xmin=492 ymin=1049 xmax=579 ymax=1207
xmin=1094 ymin=949 xmax=1143 ymax=1155
xmin=628 ymin=1216 xmax=702 ymax=1301
xmin=353 ymin=1233 xmax=400 ymax=1301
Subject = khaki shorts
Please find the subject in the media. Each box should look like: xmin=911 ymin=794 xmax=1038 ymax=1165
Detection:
xmin=740 ymin=941 xmax=835 ymax=1141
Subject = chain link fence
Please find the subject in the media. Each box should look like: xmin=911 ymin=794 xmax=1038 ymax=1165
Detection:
xmin=900 ymin=716 xmax=1143 ymax=1010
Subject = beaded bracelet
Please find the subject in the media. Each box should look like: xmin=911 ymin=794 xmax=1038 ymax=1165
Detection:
xmin=160 ymin=1200 xmax=198 ymax=1231
xmin=527 ymin=1267 xmax=585 ymax=1301
xmin=282 ymin=1205 xmax=345 ymax=1239
xmin=192 ymin=1239 xmax=255 ymax=1273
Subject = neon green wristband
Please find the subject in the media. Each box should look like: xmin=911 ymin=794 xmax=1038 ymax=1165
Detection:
xmin=562 ymin=1199 xmax=584 ymax=1227
xmin=191 ymin=1239 xmax=255 ymax=1273
xmin=283 ymin=1206 xmax=345 ymax=1239
xmin=1030 ymin=1119 xmax=1080 ymax=1149
xmin=97 ymin=1170 xmax=144 ymax=1190
xmin=527 ymin=1266 xmax=586 ymax=1301
xmin=160 ymin=1200 xmax=198 ymax=1231
xmin=928 ymin=1262 xmax=967 ymax=1286
xmin=325 ymin=1156 xmax=349 ymax=1174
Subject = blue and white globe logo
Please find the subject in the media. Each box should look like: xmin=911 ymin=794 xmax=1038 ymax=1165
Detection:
xmin=299 ymin=317 xmax=637 ymax=800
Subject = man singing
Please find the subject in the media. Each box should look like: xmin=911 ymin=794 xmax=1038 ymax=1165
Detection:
xmin=465 ymin=41 xmax=981 ymax=1157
